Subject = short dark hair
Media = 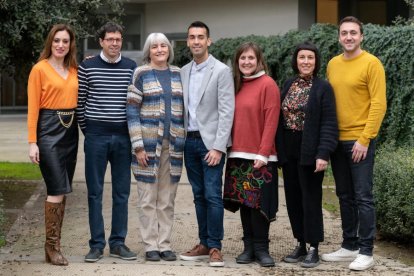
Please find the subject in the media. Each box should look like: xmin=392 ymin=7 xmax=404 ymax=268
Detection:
xmin=339 ymin=16 xmax=363 ymax=34
xmin=97 ymin=22 xmax=124 ymax=40
xmin=291 ymin=41 xmax=321 ymax=77
xmin=187 ymin=21 xmax=210 ymax=37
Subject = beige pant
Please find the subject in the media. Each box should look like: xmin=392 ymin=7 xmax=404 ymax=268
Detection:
xmin=137 ymin=139 xmax=179 ymax=252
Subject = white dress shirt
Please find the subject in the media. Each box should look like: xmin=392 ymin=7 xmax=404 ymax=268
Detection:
xmin=187 ymin=56 xmax=211 ymax=131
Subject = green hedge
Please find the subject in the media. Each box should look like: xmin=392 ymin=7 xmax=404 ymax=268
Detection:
xmin=373 ymin=143 xmax=414 ymax=242
xmin=174 ymin=23 xmax=414 ymax=147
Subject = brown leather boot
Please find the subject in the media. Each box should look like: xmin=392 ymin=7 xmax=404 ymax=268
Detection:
xmin=59 ymin=196 xmax=66 ymax=239
xmin=45 ymin=200 xmax=68 ymax=266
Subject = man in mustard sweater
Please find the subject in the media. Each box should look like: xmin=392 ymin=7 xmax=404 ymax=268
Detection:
xmin=321 ymin=16 xmax=387 ymax=271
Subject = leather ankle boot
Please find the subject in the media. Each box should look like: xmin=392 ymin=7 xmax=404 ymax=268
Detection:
xmin=45 ymin=200 xmax=68 ymax=266
xmin=59 ymin=196 xmax=66 ymax=239
xmin=236 ymin=238 xmax=255 ymax=264
xmin=254 ymin=240 xmax=275 ymax=267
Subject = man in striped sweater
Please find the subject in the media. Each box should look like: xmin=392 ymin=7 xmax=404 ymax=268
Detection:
xmin=76 ymin=22 xmax=137 ymax=263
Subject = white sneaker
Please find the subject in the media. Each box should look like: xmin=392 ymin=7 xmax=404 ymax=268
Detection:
xmin=321 ymin=247 xmax=359 ymax=262
xmin=349 ymin=254 xmax=374 ymax=270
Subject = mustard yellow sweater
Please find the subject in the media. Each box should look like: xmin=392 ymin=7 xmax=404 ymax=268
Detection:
xmin=327 ymin=51 xmax=387 ymax=146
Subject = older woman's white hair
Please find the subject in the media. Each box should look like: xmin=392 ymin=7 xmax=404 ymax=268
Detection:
xmin=142 ymin=33 xmax=174 ymax=64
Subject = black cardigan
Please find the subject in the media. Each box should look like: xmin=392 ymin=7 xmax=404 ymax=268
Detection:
xmin=276 ymin=76 xmax=338 ymax=166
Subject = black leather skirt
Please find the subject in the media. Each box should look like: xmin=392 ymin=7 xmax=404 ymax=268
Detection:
xmin=37 ymin=109 xmax=78 ymax=195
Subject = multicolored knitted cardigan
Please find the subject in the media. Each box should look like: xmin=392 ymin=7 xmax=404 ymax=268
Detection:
xmin=126 ymin=64 xmax=185 ymax=184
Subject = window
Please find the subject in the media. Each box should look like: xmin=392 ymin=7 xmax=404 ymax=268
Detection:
xmin=318 ymin=0 xmax=410 ymax=25
xmin=340 ymin=0 xmax=409 ymax=25
xmin=86 ymin=14 xmax=143 ymax=51
xmin=354 ymin=0 xmax=387 ymax=25
xmin=122 ymin=14 xmax=142 ymax=51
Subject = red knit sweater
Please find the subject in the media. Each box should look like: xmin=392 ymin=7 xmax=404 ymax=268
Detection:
xmin=229 ymin=74 xmax=280 ymax=162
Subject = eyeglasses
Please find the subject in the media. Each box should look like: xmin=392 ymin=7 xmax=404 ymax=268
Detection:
xmin=103 ymin=38 xmax=123 ymax=44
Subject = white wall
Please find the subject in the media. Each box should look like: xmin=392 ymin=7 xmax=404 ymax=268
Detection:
xmin=144 ymin=0 xmax=299 ymax=41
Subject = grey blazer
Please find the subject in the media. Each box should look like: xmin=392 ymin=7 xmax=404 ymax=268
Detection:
xmin=181 ymin=55 xmax=235 ymax=153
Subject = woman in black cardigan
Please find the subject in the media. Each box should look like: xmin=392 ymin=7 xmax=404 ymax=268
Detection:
xmin=277 ymin=42 xmax=338 ymax=268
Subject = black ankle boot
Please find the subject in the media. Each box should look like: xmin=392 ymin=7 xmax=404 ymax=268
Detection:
xmin=301 ymin=247 xmax=320 ymax=268
xmin=254 ymin=241 xmax=275 ymax=267
xmin=284 ymin=244 xmax=307 ymax=263
xmin=236 ymin=238 xmax=255 ymax=264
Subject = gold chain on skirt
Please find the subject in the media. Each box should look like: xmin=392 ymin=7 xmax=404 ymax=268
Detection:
xmin=56 ymin=111 xmax=75 ymax=128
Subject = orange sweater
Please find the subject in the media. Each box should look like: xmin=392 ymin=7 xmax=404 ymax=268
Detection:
xmin=27 ymin=59 xmax=78 ymax=142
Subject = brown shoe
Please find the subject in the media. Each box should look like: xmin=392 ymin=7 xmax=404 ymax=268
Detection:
xmin=179 ymin=244 xmax=209 ymax=261
xmin=209 ymin=248 xmax=224 ymax=267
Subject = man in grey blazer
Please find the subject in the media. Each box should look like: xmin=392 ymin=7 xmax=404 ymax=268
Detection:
xmin=178 ymin=21 xmax=235 ymax=267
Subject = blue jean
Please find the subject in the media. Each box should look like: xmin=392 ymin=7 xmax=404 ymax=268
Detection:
xmin=84 ymin=133 xmax=131 ymax=249
xmin=331 ymin=140 xmax=376 ymax=256
xmin=184 ymin=137 xmax=225 ymax=249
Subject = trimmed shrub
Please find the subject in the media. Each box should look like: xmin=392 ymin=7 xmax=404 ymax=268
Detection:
xmin=174 ymin=23 xmax=414 ymax=147
xmin=373 ymin=143 xmax=414 ymax=242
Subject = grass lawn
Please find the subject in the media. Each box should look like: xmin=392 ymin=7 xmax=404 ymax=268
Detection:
xmin=0 ymin=162 xmax=42 ymax=246
xmin=322 ymin=166 xmax=340 ymax=217
xmin=0 ymin=162 xmax=42 ymax=180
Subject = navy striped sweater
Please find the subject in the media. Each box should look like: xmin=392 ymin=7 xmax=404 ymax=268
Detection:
xmin=76 ymin=55 xmax=136 ymax=135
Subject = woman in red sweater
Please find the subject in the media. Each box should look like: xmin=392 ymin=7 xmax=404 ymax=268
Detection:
xmin=223 ymin=42 xmax=280 ymax=267
xmin=27 ymin=24 xmax=78 ymax=266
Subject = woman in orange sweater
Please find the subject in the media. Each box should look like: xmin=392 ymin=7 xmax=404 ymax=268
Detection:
xmin=27 ymin=24 xmax=78 ymax=266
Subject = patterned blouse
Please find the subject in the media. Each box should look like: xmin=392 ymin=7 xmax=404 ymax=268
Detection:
xmin=282 ymin=75 xmax=313 ymax=131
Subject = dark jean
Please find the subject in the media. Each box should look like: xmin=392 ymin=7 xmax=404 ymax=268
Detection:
xmin=331 ymin=140 xmax=376 ymax=256
xmin=184 ymin=137 xmax=225 ymax=249
xmin=84 ymin=133 xmax=132 ymax=249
